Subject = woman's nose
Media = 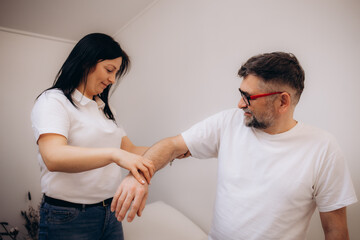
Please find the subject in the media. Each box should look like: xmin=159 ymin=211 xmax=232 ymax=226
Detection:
xmin=108 ymin=74 xmax=116 ymax=84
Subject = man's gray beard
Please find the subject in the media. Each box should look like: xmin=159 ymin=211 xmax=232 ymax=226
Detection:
xmin=244 ymin=115 xmax=268 ymax=129
xmin=243 ymin=107 xmax=275 ymax=130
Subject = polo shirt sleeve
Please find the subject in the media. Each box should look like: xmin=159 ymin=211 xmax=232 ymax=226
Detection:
xmin=31 ymin=91 xmax=70 ymax=143
xmin=314 ymin=139 xmax=358 ymax=212
xmin=111 ymin=106 xmax=127 ymax=137
xmin=181 ymin=110 xmax=228 ymax=159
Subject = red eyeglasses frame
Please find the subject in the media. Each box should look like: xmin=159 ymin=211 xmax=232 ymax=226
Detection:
xmin=238 ymin=88 xmax=283 ymax=106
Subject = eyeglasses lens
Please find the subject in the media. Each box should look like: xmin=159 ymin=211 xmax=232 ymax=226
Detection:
xmin=240 ymin=93 xmax=249 ymax=106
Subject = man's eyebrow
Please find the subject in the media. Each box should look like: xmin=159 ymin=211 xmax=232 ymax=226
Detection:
xmin=239 ymin=89 xmax=251 ymax=96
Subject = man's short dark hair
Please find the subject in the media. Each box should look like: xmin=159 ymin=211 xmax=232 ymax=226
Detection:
xmin=238 ymin=52 xmax=305 ymax=104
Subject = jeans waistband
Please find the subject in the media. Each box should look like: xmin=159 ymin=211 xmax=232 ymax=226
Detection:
xmin=43 ymin=195 xmax=113 ymax=209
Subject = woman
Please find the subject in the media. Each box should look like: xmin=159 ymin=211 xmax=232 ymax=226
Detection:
xmin=31 ymin=33 xmax=154 ymax=240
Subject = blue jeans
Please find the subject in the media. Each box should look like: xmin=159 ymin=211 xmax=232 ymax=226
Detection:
xmin=39 ymin=201 xmax=124 ymax=240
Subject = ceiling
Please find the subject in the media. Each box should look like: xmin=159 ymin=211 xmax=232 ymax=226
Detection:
xmin=0 ymin=0 xmax=158 ymax=42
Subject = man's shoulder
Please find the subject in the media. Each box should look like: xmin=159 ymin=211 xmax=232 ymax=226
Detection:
xmin=185 ymin=108 xmax=243 ymax=132
xmin=297 ymin=122 xmax=339 ymax=149
xmin=299 ymin=122 xmax=334 ymax=138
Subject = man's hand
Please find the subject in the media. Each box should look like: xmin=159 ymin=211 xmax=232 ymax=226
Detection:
xmin=111 ymin=135 xmax=189 ymax=222
xmin=111 ymin=173 xmax=148 ymax=222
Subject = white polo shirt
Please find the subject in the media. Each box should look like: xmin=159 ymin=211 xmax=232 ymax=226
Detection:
xmin=31 ymin=89 xmax=126 ymax=204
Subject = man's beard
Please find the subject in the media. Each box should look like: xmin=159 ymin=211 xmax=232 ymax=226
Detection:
xmin=243 ymin=108 xmax=275 ymax=130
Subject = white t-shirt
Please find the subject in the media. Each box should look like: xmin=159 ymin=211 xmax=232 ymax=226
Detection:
xmin=31 ymin=89 xmax=126 ymax=204
xmin=182 ymin=108 xmax=357 ymax=240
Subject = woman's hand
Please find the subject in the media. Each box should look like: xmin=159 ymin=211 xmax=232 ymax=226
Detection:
xmin=112 ymin=149 xmax=155 ymax=185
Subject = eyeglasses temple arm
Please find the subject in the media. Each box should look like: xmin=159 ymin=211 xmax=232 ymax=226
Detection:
xmin=249 ymin=92 xmax=283 ymax=100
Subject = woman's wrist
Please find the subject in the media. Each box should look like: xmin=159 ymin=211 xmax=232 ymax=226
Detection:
xmin=108 ymin=148 xmax=120 ymax=165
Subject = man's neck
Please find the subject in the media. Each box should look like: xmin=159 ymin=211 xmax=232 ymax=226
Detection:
xmin=262 ymin=118 xmax=298 ymax=135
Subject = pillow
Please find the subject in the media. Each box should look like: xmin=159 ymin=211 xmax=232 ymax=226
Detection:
xmin=122 ymin=201 xmax=208 ymax=240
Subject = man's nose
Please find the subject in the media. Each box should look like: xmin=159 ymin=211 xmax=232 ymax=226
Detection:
xmin=238 ymin=97 xmax=247 ymax=109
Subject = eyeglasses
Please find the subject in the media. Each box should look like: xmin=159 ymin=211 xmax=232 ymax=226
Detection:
xmin=238 ymin=88 xmax=283 ymax=106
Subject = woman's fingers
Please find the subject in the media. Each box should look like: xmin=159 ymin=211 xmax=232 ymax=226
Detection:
xmin=138 ymin=165 xmax=152 ymax=184
xmin=143 ymin=159 xmax=155 ymax=177
xmin=130 ymin=167 xmax=146 ymax=185
xmin=120 ymin=151 xmax=154 ymax=184
xmin=135 ymin=157 xmax=154 ymax=184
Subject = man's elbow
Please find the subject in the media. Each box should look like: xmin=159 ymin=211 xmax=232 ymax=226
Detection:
xmin=323 ymin=228 xmax=349 ymax=240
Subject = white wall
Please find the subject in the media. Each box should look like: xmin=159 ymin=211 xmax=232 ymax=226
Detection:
xmin=113 ymin=0 xmax=360 ymax=238
xmin=0 ymin=30 xmax=74 ymax=235
xmin=0 ymin=0 xmax=359 ymax=239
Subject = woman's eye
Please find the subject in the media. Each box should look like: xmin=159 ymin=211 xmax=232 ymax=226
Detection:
xmin=106 ymin=69 xmax=113 ymax=73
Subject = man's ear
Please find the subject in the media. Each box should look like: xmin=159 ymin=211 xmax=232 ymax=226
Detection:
xmin=278 ymin=92 xmax=291 ymax=113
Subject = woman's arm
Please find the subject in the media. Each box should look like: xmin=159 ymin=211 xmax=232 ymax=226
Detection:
xmin=121 ymin=136 xmax=149 ymax=156
xmin=38 ymin=133 xmax=154 ymax=184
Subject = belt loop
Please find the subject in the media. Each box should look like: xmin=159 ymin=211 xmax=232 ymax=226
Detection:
xmin=81 ymin=204 xmax=86 ymax=212
xmin=102 ymin=200 xmax=107 ymax=207
xmin=41 ymin=194 xmax=45 ymax=206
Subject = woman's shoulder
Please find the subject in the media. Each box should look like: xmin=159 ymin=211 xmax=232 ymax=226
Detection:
xmin=37 ymin=88 xmax=67 ymax=102
xmin=34 ymin=89 xmax=70 ymax=110
xmin=39 ymin=88 xmax=64 ymax=97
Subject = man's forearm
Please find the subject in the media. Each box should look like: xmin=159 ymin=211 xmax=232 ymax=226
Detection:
xmin=143 ymin=135 xmax=189 ymax=171
xmin=143 ymin=137 xmax=178 ymax=171
xmin=320 ymin=208 xmax=349 ymax=240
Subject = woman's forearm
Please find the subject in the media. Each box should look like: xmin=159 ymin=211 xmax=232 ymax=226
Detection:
xmin=38 ymin=134 xmax=155 ymax=184
xmin=40 ymin=144 xmax=117 ymax=172
xmin=38 ymin=133 xmax=127 ymax=173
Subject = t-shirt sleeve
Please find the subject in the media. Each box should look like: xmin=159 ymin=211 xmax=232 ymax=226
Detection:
xmin=181 ymin=111 xmax=228 ymax=159
xmin=314 ymin=141 xmax=358 ymax=212
xmin=31 ymin=91 xmax=70 ymax=143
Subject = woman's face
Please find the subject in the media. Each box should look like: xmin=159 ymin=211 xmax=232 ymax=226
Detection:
xmin=78 ymin=57 xmax=122 ymax=99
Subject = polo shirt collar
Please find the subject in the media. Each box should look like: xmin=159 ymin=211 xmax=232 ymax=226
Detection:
xmin=72 ymin=89 xmax=105 ymax=109
xmin=94 ymin=96 xmax=105 ymax=109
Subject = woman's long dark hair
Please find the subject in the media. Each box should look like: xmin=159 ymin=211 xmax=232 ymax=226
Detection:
xmin=41 ymin=33 xmax=130 ymax=121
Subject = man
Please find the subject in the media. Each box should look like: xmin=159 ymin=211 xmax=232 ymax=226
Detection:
xmin=111 ymin=52 xmax=357 ymax=239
